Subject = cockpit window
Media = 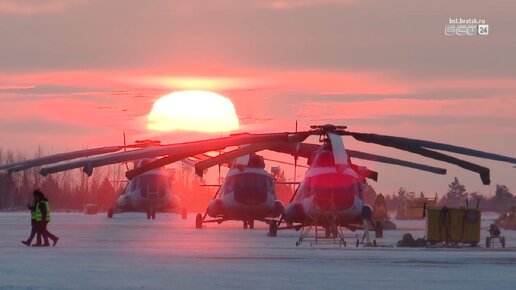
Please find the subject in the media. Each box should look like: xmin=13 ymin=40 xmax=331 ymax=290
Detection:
xmin=224 ymin=173 xmax=273 ymax=195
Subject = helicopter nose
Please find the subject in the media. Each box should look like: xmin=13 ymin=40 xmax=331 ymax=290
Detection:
xmin=313 ymin=188 xmax=355 ymax=211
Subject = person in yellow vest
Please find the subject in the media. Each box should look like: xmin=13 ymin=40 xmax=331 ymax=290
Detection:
xmin=21 ymin=190 xmax=43 ymax=246
xmin=33 ymin=190 xmax=59 ymax=247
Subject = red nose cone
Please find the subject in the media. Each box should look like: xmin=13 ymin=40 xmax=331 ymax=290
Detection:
xmin=313 ymin=189 xmax=355 ymax=211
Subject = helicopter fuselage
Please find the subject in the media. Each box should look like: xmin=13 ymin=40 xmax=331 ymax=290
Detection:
xmin=283 ymin=150 xmax=367 ymax=227
xmin=114 ymin=168 xmax=181 ymax=214
xmin=206 ymin=167 xmax=283 ymax=221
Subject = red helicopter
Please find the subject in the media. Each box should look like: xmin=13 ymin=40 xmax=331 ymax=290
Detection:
xmin=264 ymin=124 xmax=515 ymax=246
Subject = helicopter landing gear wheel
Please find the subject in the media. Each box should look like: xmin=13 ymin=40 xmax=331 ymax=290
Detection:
xmin=107 ymin=208 xmax=114 ymax=219
xmin=181 ymin=207 xmax=188 ymax=220
xmin=195 ymin=213 xmax=203 ymax=229
xmin=268 ymin=221 xmax=278 ymax=237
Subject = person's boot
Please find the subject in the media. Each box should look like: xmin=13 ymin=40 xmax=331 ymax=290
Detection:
xmin=21 ymin=240 xmax=31 ymax=247
xmin=52 ymin=237 xmax=59 ymax=247
xmin=32 ymin=243 xmax=43 ymax=247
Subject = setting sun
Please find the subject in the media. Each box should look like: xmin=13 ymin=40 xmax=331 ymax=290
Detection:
xmin=147 ymin=91 xmax=239 ymax=132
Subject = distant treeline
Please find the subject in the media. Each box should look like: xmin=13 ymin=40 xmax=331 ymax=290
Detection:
xmin=0 ymin=148 xmax=126 ymax=211
xmin=381 ymin=177 xmax=514 ymax=212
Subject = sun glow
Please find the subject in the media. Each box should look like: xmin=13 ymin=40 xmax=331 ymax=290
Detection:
xmin=147 ymin=91 xmax=239 ymax=132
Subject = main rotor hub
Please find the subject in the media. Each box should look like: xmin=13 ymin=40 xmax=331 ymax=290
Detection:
xmin=134 ymin=140 xmax=162 ymax=147
xmin=310 ymin=124 xmax=347 ymax=141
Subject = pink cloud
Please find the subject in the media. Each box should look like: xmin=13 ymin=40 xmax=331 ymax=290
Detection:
xmin=255 ymin=0 xmax=354 ymax=10
xmin=0 ymin=85 xmax=36 ymax=90
xmin=413 ymin=78 xmax=516 ymax=91
xmin=3 ymin=67 xmax=515 ymax=140
xmin=0 ymin=67 xmax=410 ymax=96
xmin=296 ymin=97 xmax=516 ymax=120
xmin=128 ymin=76 xmax=266 ymax=92
xmin=0 ymin=0 xmax=85 ymax=15
xmin=269 ymin=70 xmax=412 ymax=95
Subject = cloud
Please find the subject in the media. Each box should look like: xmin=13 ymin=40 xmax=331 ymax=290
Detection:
xmin=295 ymin=97 xmax=516 ymax=120
xmin=237 ymin=115 xmax=274 ymax=125
xmin=130 ymin=76 xmax=266 ymax=92
xmin=0 ymin=117 xmax=103 ymax=135
xmin=0 ymin=0 xmax=85 ymax=15
xmin=254 ymin=0 xmax=354 ymax=10
xmin=0 ymin=85 xmax=35 ymax=90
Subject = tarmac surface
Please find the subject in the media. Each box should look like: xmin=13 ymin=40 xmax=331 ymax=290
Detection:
xmin=1 ymin=211 xmax=515 ymax=290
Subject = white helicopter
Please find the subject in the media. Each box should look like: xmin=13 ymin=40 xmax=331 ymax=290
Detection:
xmin=192 ymin=151 xmax=284 ymax=229
xmin=0 ymin=140 xmax=185 ymax=219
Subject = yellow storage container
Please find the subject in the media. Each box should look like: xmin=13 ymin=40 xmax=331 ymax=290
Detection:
xmin=396 ymin=194 xmax=437 ymax=220
xmin=426 ymin=207 xmax=481 ymax=245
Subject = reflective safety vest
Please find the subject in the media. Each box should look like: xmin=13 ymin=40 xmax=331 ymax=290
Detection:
xmin=34 ymin=201 xmax=51 ymax=222
xmin=43 ymin=201 xmax=51 ymax=222
xmin=33 ymin=202 xmax=42 ymax=221
xmin=31 ymin=202 xmax=41 ymax=221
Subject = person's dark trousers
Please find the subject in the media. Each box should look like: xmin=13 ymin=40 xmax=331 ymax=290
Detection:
xmin=22 ymin=219 xmax=41 ymax=246
xmin=41 ymin=221 xmax=58 ymax=246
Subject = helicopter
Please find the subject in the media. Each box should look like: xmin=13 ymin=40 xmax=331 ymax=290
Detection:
xmin=191 ymin=151 xmax=285 ymax=229
xmin=262 ymin=124 xmax=516 ymax=246
xmin=106 ymin=157 xmax=184 ymax=220
xmin=0 ymin=140 xmax=185 ymax=219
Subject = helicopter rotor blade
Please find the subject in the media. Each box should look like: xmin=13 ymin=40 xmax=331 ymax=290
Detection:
xmin=2 ymin=146 xmax=124 ymax=174
xmin=41 ymin=133 xmax=302 ymax=177
xmin=349 ymin=136 xmax=491 ymax=184
xmin=194 ymin=142 xmax=287 ymax=177
xmin=346 ymin=149 xmax=447 ymax=175
xmin=348 ymin=132 xmax=516 ymax=165
xmin=269 ymin=143 xmax=448 ymax=175
xmin=125 ymin=132 xmax=311 ymax=179
xmin=350 ymin=164 xmax=379 ymax=181
xmin=268 ymin=143 xmax=319 ymax=159
xmin=327 ymin=132 xmax=349 ymax=167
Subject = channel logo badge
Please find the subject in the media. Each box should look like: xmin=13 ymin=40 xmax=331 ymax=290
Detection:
xmin=478 ymin=24 xmax=489 ymax=35
xmin=445 ymin=18 xmax=489 ymax=36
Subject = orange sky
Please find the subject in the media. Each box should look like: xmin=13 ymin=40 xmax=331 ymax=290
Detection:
xmin=0 ymin=0 xmax=515 ymax=196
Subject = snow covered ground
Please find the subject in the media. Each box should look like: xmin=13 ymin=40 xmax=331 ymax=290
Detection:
xmin=1 ymin=211 xmax=516 ymax=290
